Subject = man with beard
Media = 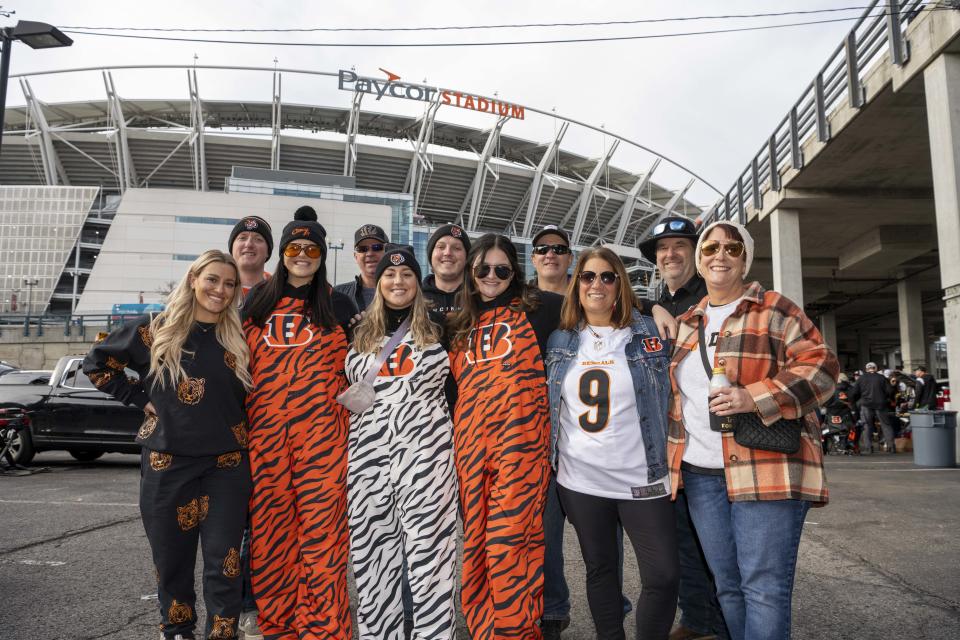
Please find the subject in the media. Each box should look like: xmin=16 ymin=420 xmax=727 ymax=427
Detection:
xmin=422 ymin=224 xmax=471 ymax=316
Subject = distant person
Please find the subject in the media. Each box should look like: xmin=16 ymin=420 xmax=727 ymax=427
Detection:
xmin=422 ymin=224 xmax=471 ymax=316
xmin=229 ymin=215 xmax=273 ymax=298
xmin=639 ymin=216 xmax=728 ymax=640
xmin=850 ymin=362 xmax=897 ymax=453
xmin=345 ymin=245 xmax=458 ymax=639
xmin=668 ymin=220 xmax=838 ymax=640
xmin=243 ymin=207 xmax=358 ymax=639
xmin=914 ymin=365 xmax=940 ymax=410
xmin=84 ymin=250 xmax=253 ymax=640
xmin=335 ymin=224 xmax=390 ymax=312
xmin=546 ymin=247 xmax=678 ymax=640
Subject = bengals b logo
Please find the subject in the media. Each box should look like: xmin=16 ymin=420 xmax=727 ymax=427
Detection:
xmin=378 ymin=343 xmax=415 ymax=377
xmin=464 ymin=322 xmax=513 ymax=364
xmin=262 ymin=313 xmax=315 ymax=348
xmin=642 ymin=337 xmax=663 ymax=353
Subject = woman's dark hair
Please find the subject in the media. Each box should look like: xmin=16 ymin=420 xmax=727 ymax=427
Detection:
xmin=243 ymin=250 xmax=338 ymax=330
xmin=449 ymin=233 xmax=540 ymax=348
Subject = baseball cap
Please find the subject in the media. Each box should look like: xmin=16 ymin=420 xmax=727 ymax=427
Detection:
xmin=639 ymin=216 xmax=699 ymax=263
xmin=532 ymin=225 xmax=570 ymax=247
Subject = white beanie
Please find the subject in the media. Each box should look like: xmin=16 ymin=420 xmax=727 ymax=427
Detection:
xmin=695 ymin=219 xmax=755 ymax=279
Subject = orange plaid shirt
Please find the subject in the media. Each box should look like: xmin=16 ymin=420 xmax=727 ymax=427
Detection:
xmin=668 ymin=281 xmax=838 ymax=503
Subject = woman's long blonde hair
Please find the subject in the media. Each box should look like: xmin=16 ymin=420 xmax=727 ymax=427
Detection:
xmin=352 ymin=274 xmax=441 ymax=354
xmin=149 ymin=250 xmax=253 ymax=390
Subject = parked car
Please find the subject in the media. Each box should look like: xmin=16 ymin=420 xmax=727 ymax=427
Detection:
xmin=0 ymin=370 xmax=52 ymax=385
xmin=0 ymin=361 xmax=18 ymax=377
xmin=0 ymin=355 xmax=144 ymax=464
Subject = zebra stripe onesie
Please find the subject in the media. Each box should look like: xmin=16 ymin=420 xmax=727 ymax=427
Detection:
xmin=345 ymin=329 xmax=459 ymax=640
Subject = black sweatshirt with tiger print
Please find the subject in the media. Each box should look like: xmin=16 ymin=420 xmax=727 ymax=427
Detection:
xmin=83 ymin=316 xmax=248 ymax=456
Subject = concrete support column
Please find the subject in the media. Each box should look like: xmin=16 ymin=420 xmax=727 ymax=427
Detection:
xmin=897 ymin=272 xmax=926 ymax=371
xmin=887 ymin=350 xmax=899 ymax=371
xmin=924 ymin=52 xmax=960 ymax=461
xmin=820 ymin=312 xmax=838 ymax=354
xmin=770 ymin=208 xmax=804 ymax=307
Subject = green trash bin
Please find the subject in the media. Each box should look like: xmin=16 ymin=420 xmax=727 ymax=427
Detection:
xmin=910 ymin=410 xmax=957 ymax=468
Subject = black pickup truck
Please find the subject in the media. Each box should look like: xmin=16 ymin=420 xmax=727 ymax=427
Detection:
xmin=0 ymin=355 xmax=143 ymax=464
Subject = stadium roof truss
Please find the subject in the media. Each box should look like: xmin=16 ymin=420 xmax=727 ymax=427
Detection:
xmin=1 ymin=65 xmax=715 ymax=251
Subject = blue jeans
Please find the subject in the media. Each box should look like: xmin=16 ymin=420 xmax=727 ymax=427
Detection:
xmin=682 ymin=470 xmax=810 ymax=640
xmin=544 ymin=473 xmax=632 ymax=621
xmin=675 ymin=490 xmax=729 ymax=638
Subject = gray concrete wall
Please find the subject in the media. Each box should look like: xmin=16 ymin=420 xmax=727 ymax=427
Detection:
xmin=0 ymin=325 xmax=107 ymax=369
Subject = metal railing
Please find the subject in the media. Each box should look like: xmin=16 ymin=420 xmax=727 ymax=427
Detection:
xmin=0 ymin=313 xmax=139 ymax=338
xmin=707 ymin=0 xmax=930 ymax=226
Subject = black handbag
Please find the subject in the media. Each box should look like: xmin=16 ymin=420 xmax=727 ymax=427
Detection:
xmin=697 ymin=317 xmax=801 ymax=454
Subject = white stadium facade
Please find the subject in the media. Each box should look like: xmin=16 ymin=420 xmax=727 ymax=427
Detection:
xmin=0 ymin=65 xmax=714 ymax=316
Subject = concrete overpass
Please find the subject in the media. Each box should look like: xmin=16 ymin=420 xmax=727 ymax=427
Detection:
xmin=706 ymin=1 xmax=960 ymax=395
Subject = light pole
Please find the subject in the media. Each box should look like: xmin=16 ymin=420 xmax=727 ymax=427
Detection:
xmin=1 ymin=19 xmax=73 ymax=158
xmin=328 ymin=239 xmax=345 ymax=284
xmin=22 ymin=278 xmax=37 ymax=316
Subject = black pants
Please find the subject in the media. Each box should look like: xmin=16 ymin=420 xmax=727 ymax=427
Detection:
xmin=559 ymin=485 xmax=679 ymax=640
xmin=140 ymin=449 xmax=252 ymax=640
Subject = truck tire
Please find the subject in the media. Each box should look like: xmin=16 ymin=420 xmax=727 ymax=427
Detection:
xmin=68 ymin=450 xmax=104 ymax=462
xmin=7 ymin=429 xmax=35 ymax=465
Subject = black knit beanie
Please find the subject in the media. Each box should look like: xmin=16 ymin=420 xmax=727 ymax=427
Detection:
xmin=375 ymin=244 xmax=422 ymax=283
xmin=426 ymin=224 xmax=471 ymax=268
xmin=279 ymin=206 xmax=327 ymax=259
xmin=228 ymin=216 xmax=274 ymax=260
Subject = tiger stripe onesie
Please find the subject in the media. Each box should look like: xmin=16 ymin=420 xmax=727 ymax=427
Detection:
xmin=244 ymin=285 xmax=356 ymax=640
xmin=449 ymin=290 xmax=562 ymax=640
xmin=345 ymin=317 xmax=458 ymax=639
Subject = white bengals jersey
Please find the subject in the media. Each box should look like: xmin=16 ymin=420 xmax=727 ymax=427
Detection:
xmin=557 ymin=325 xmax=669 ymax=500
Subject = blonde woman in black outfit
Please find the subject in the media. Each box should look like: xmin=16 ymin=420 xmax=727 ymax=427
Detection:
xmin=84 ymin=250 xmax=253 ymax=640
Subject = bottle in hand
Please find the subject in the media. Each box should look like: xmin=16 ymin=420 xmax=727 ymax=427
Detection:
xmin=709 ymin=366 xmax=735 ymax=433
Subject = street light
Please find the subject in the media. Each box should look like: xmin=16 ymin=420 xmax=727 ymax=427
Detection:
xmin=328 ymin=239 xmax=345 ymax=284
xmin=0 ymin=20 xmax=73 ymax=158
xmin=23 ymin=278 xmax=37 ymax=316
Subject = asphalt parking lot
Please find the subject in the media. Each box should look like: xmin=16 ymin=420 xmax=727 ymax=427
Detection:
xmin=1 ymin=452 xmax=958 ymax=639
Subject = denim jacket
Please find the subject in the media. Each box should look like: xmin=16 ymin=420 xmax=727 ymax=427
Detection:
xmin=544 ymin=309 xmax=671 ymax=483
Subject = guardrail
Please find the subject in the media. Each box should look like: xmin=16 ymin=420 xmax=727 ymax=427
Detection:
xmin=0 ymin=313 xmax=140 ymax=338
xmin=707 ymin=0 xmax=930 ymax=225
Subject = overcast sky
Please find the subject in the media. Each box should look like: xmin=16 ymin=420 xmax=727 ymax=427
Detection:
xmin=4 ymin=1 xmax=878 ymax=209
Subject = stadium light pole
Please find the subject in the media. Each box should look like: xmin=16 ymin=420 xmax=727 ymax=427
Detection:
xmin=0 ymin=20 xmax=73 ymax=159
xmin=328 ymin=239 xmax=344 ymax=284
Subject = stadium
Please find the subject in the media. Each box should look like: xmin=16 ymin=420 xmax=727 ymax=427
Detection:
xmin=0 ymin=64 xmax=712 ymax=315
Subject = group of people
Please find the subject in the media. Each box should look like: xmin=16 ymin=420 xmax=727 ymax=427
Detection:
xmin=83 ymin=205 xmax=840 ymax=640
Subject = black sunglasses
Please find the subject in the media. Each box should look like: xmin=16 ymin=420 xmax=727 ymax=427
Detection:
xmin=355 ymin=243 xmax=385 ymax=253
xmin=579 ymin=271 xmax=618 ymax=285
xmin=474 ymin=264 xmax=514 ymax=280
xmin=651 ymin=219 xmax=695 ymax=237
xmin=532 ymin=244 xmax=571 ymax=256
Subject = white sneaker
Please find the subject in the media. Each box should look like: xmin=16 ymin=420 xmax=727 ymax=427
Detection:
xmin=238 ymin=611 xmax=263 ymax=640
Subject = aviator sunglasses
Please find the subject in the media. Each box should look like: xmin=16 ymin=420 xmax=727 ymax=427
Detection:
xmin=700 ymin=240 xmax=745 ymax=258
xmin=283 ymin=243 xmax=323 ymax=259
xmin=579 ymin=270 xmax=619 ymax=286
xmin=354 ymin=243 xmax=385 ymax=253
xmin=532 ymin=244 xmax=571 ymax=256
xmin=474 ymin=264 xmax=514 ymax=280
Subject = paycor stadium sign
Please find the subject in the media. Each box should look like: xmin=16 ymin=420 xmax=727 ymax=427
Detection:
xmin=338 ymin=69 xmax=525 ymax=120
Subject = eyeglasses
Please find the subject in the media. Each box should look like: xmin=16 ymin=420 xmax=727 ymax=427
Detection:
xmin=651 ymin=219 xmax=695 ymax=237
xmin=700 ymin=240 xmax=745 ymax=258
xmin=532 ymin=244 xmax=571 ymax=256
xmin=355 ymin=243 xmax=385 ymax=253
xmin=579 ymin=271 xmax=618 ymax=286
xmin=474 ymin=264 xmax=513 ymax=280
xmin=283 ymin=243 xmax=323 ymax=259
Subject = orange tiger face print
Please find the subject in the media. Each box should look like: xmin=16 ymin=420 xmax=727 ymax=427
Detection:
xmin=149 ymin=451 xmax=172 ymax=471
xmin=209 ymin=615 xmax=236 ymax=639
xmin=224 ymin=351 xmax=237 ymax=371
xmin=138 ymin=325 xmax=153 ymax=348
xmin=168 ymin=599 xmax=193 ymax=624
xmin=88 ymin=370 xmax=115 ymax=388
xmin=138 ymin=414 xmax=158 ymax=440
xmin=230 ymin=423 xmax=248 ymax=448
xmin=176 ymin=495 xmax=210 ymax=531
xmin=177 ymin=377 xmax=205 ymax=405
xmin=217 ymin=451 xmax=242 ymax=468
xmin=106 ymin=356 xmax=127 ymax=371
xmin=223 ymin=548 xmax=241 ymax=578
